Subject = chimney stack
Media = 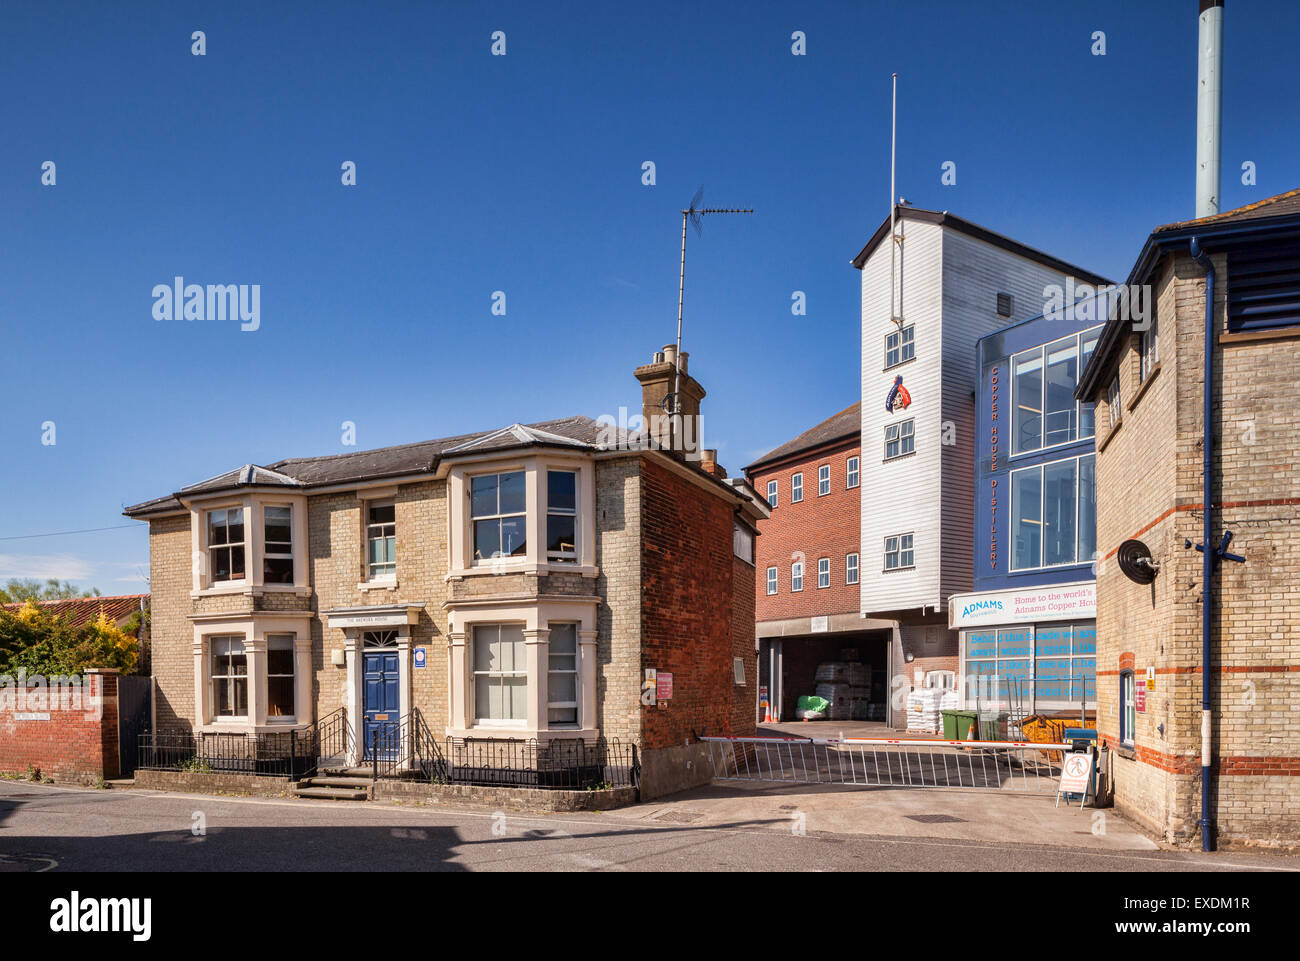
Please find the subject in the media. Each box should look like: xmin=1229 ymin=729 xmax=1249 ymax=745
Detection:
xmin=633 ymin=345 xmax=706 ymax=455
xmin=1196 ymin=0 xmax=1224 ymax=218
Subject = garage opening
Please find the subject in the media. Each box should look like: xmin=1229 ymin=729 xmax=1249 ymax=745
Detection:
xmin=758 ymin=631 xmax=890 ymax=731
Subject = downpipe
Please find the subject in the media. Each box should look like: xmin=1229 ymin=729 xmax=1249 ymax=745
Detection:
xmin=1190 ymin=236 xmax=1215 ymax=852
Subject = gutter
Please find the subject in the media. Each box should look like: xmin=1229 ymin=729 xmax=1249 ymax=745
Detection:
xmin=1189 ymin=235 xmax=1216 ymax=853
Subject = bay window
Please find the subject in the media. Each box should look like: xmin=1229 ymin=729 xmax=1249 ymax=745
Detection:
xmin=472 ymin=471 xmax=527 ymax=561
xmin=263 ymin=506 xmax=294 ymax=584
xmin=473 ymin=624 xmax=527 ymax=723
xmin=207 ymin=508 xmax=245 ymax=583
xmin=211 ymin=636 xmax=247 ymax=718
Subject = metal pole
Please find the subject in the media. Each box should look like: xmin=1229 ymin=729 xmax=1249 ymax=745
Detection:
xmin=672 ymin=209 xmax=688 ymax=446
xmin=1195 ymin=1 xmax=1225 ymax=218
xmin=889 ymin=73 xmax=898 ymax=322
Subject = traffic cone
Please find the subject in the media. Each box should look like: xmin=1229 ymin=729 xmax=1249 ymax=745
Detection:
xmin=964 ymin=719 xmax=978 ymax=750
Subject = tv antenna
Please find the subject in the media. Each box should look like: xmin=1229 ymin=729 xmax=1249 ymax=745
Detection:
xmin=668 ymin=185 xmax=752 ymax=415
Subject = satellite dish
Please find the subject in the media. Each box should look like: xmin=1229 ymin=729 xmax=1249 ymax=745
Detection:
xmin=1117 ymin=539 xmax=1160 ymax=584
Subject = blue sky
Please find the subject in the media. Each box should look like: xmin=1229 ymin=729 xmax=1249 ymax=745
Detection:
xmin=2 ymin=0 xmax=1297 ymax=593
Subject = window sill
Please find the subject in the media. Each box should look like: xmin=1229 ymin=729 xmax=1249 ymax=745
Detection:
xmin=1127 ymin=363 xmax=1161 ymax=411
xmin=446 ymin=726 xmax=599 ymax=742
xmin=191 ymin=583 xmax=311 ymax=599
xmin=883 ymin=356 xmax=917 ymax=374
xmin=357 ymin=579 xmax=398 ymax=592
xmin=1221 ymin=326 xmax=1300 ymax=344
xmin=199 ymin=721 xmax=310 ymax=736
xmin=1095 ymin=417 xmax=1122 ymax=455
xmin=1113 ymin=743 xmax=1136 ymax=761
xmin=448 ymin=561 xmax=599 ymax=580
xmin=882 ymin=566 xmax=916 ymax=574
xmin=883 ymin=450 xmax=917 ymax=464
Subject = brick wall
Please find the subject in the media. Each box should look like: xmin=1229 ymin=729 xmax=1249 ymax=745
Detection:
xmin=0 ymin=672 xmax=120 ymax=784
xmin=149 ymin=515 xmax=193 ymax=731
xmin=749 ymin=440 xmax=861 ymax=622
xmin=640 ymin=458 xmax=745 ymax=749
xmin=730 ymin=555 xmax=758 ymax=733
xmin=595 ymin=457 xmax=643 ymax=743
xmin=1092 ymin=249 xmax=1300 ymax=848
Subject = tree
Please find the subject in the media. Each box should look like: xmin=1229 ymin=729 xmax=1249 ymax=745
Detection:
xmin=0 ymin=579 xmax=102 ymax=604
xmin=0 ymin=602 xmax=138 ymax=676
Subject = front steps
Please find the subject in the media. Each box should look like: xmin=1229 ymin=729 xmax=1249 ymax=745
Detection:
xmin=293 ymin=773 xmax=373 ymax=801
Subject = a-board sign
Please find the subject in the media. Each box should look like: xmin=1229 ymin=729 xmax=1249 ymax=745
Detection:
xmin=1058 ymin=751 xmax=1093 ymax=795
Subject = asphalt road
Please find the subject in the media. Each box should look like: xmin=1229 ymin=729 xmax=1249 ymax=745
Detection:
xmin=0 ymin=780 xmax=1295 ymax=873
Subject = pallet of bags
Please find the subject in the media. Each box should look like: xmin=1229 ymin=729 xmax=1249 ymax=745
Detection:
xmin=815 ymin=682 xmax=853 ymax=721
xmin=905 ymin=688 xmax=945 ymax=733
xmin=814 ymin=661 xmax=850 ymax=683
xmin=848 ymin=662 xmax=871 ymax=688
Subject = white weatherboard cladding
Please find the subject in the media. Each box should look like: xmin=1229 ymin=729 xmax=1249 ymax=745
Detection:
xmin=860 ymin=218 xmax=944 ymax=613
xmin=859 ymin=217 xmax=1098 ymax=617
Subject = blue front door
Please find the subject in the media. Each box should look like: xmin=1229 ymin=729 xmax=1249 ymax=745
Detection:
xmin=363 ymin=650 xmax=401 ymax=760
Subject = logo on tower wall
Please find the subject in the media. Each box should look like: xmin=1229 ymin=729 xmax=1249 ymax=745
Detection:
xmin=885 ymin=375 xmax=912 ymax=413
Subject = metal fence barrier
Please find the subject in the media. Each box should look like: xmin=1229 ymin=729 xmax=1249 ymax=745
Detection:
xmin=701 ymin=736 xmax=1073 ymax=794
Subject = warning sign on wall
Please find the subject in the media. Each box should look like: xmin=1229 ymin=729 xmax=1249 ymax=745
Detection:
xmin=656 ymin=672 xmax=673 ymax=700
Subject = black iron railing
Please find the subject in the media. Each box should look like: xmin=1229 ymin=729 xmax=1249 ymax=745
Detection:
xmin=369 ymin=709 xmax=449 ymax=783
xmin=139 ymin=724 xmax=639 ymax=791
xmin=300 ymin=707 xmax=351 ymax=780
xmin=444 ymin=736 xmax=638 ymax=790
xmin=138 ymin=728 xmax=316 ymax=778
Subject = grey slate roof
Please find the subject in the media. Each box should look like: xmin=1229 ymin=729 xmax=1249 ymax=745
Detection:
xmin=745 ymin=402 xmax=861 ymax=473
xmin=124 ymin=415 xmax=627 ymax=517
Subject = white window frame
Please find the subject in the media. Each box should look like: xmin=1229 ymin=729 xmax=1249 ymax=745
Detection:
xmin=791 ymin=473 xmax=803 ymax=503
xmin=546 ymin=622 xmax=580 ymax=728
xmin=884 ymin=533 xmax=914 ymax=571
xmin=817 ymin=465 xmax=830 ymax=496
xmin=846 ymin=552 xmax=859 ymax=585
xmin=1139 ymin=309 xmax=1159 ymax=383
xmin=1107 ymin=374 xmax=1122 ymax=428
xmin=471 ymin=469 xmax=528 ymax=564
xmin=884 ymin=419 xmax=914 ymax=460
xmin=471 ymin=624 xmax=528 ymax=727
xmin=265 ymin=632 xmax=297 ymax=722
xmin=365 ymin=499 xmax=397 ymax=582
xmin=262 ymin=505 xmax=294 ymax=585
xmin=1120 ymin=670 xmax=1136 ymax=748
xmin=206 ymin=507 xmax=247 ymax=585
xmin=791 ymin=561 xmax=803 ymax=592
xmin=1008 ymin=453 xmax=1095 ymax=573
xmin=817 ymin=557 xmax=830 ymax=589
xmin=546 ymin=469 xmax=578 ymax=562
xmin=766 ymin=566 xmax=778 ymax=595
xmin=846 ymin=456 xmax=859 ymax=489
xmin=210 ymin=635 xmax=248 ymax=719
xmin=766 ymin=479 xmax=778 ymax=508
xmin=885 ymin=325 xmax=915 ymax=368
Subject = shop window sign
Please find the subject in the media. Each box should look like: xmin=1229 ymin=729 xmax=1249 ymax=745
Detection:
xmin=963 ymin=622 xmax=1096 ymax=711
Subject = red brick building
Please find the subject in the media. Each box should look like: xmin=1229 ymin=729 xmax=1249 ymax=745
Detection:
xmin=746 ymin=403 xmax=896 ymax=724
